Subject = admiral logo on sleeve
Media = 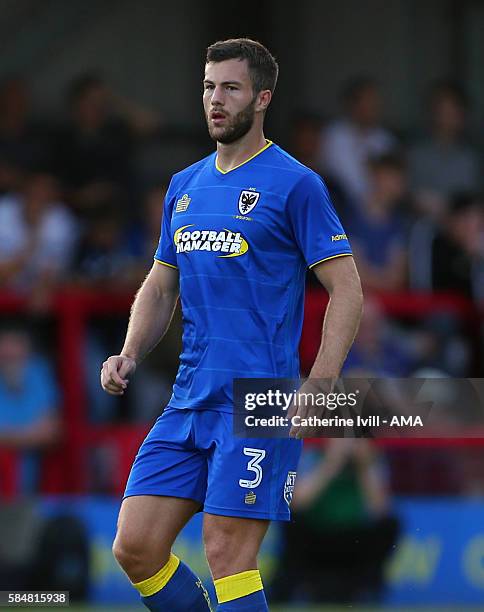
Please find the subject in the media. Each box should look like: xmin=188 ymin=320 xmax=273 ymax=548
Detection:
xmin=175 ymin=193 xmax=191 ymax=212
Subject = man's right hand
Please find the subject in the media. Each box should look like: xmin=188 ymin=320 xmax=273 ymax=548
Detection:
xmin=100 ymin=355 xmax=137 ymax=395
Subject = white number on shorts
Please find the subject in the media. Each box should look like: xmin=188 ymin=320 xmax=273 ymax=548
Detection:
xmin=239 ymin=447 xmax=266 ymax=489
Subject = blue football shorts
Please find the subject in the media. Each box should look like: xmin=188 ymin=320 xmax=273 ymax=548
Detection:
xmin=124 ymin=407 xmax=302 ymax=521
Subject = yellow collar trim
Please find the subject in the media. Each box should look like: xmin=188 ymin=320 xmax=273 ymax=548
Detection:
xmin=215 ymin=139 xmax=273 ymax=174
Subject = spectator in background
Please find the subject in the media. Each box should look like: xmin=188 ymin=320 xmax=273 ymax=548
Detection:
xmin=429 ymin=193 xmax=483 ymax=302
xmin=0 ymin=76 xmax=52 ymax=173
xmin=0 ymin=77 xmax=51 ymax=200
xmin=70 ymin=201 xmax=143 ymax=289
xmin=408 ymin=81 xmax=480 ymax=216
xmin=129 ymin=188 xmax=182 ymax=421
xmin=409 ymin=315 xmax=472 ymax=377
xmin=0 ymin=172 xmax=78 ymax=302
xmin=343 ymin=297 xmax=411 ymax=376
xmin=319 ymin=77 xmax=397 ymax=203
xmin=347 ymin=154 xmax=407 ymax=292
xmin=0 ymin=327 xmax=60 ymax=495
xmin=70 ymin=202 xmax=145 ymax=423
xmin=53 ymin=73 xmax=134 ymax=216
xmin=0 ymin=155 xmax=24 ymax=198
xmin=409 ymin=192 xmax=483 ymax=303
xmin=289 ymin=111 xmax=324 ymax=171
xmin=272 ymin=439 xmax=399 ymax=605
xmin=289 ymin=112 xmax=350 ymax=222
xmin=72 ymin=186 xmax=182 ymax=423
xmin=124 ymin=184 xmax=168 ymax=271
xmin=406 ymin=195 xmax=481 ymax=377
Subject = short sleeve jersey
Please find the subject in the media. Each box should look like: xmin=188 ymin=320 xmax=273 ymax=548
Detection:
xmin=155 ymin=141 xmax=352 ymax=411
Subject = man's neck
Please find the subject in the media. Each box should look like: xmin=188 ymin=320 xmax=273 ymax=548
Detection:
xmin=216 ymin=130 xmax=267 ymax=173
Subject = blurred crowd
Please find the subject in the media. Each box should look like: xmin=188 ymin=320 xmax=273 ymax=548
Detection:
xmin=0 ymin=73 xmax=171 ymax=304
xmin=0 ymin=71 xmax=482 ymax=498
xmin=295 ymin=77 xmax=483 ymax=382
xmin=0 ymin=69 xmax=482 ymax=607
xmin=0 ymin=73 xmax=482 ymax=302
xmin=272 ymin=438 xmax=399 ymax=605
xmin=294 ymin=77 xmax=483 ymax=302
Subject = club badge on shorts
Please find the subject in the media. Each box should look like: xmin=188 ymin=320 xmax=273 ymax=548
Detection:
xmin=284 ymin=471 xmax=297 ymax=506
xmin=245 ymin=491 xmax=257 ymax=505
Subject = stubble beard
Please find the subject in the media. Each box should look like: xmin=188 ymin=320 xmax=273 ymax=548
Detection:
xmin=207 ymin=97 xmax=257 ymax=144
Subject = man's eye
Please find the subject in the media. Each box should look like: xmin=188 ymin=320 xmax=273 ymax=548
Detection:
xmin=227 ymin=86 xmax=237 ymax=91
xmin=204 ymin=84 xmax=214 ymax=90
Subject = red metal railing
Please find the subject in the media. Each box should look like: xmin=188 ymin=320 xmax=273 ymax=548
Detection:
xmin=0 ymin=288 xmax=481 ymax=498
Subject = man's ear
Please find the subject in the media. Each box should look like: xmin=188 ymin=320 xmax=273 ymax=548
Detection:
xmin=255 ymin=90 xmax=272 ymax=113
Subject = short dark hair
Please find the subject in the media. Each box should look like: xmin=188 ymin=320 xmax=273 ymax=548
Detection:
xmin=206 ymin=38 xmax=278 ymax=94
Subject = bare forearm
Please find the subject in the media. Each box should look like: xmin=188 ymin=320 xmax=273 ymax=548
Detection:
xmin=310 ymin=264 xmax=363 ymax=378
xmin=121 ymin=275 xmax=178 ymax=364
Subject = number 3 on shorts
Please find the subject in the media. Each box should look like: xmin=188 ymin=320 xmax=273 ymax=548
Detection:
xmin=239 ymin=447 xmax=266 ymax=489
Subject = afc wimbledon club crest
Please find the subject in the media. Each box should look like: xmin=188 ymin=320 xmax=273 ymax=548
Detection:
xmin=238 ymin=189 xmax=260 ymax=215
xmin=284 ymin=471 xmax=297 ymax=506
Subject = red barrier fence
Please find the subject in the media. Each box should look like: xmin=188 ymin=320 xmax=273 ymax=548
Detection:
xmin=0 ymin=288 xmax=481 ymax=497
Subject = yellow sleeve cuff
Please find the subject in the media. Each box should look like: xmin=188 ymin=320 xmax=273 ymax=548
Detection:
xmin=154 ymin=258 xmax=178 ymax=269
xmin=309 ymin=252 xmax=352 ymax=268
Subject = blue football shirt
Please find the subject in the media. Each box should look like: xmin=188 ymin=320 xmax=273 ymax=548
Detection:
xmin=155 ymin=141 xmax=352 ymax=411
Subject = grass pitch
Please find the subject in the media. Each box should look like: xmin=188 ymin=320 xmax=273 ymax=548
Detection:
xmin=20 ymin=606 xmax=484 ymax=612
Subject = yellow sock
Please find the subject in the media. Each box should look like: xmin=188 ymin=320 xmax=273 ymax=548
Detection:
xmin=214 ymin=569 xmax=263 ymax=604
xmin=133 ymin=553 xmax=180 ymax=597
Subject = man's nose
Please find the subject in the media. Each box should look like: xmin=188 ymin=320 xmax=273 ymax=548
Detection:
xmin=211 ymin=86 xmax=225 ymax=106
